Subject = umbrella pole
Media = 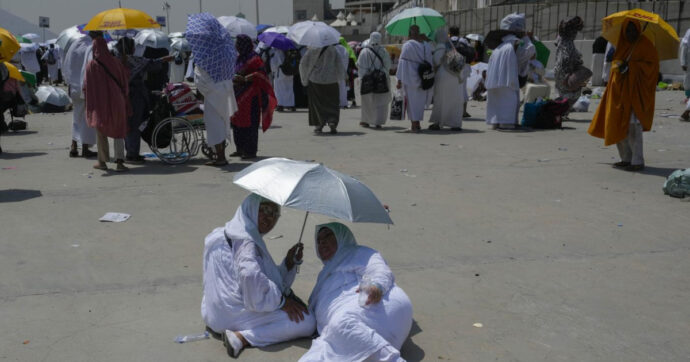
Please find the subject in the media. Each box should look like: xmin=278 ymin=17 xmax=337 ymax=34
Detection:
xmin=297 ymin=211 xmax=309 ymax=245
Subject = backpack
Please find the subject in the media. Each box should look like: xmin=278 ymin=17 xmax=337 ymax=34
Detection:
xmin=418 ymin=61 xmax=434 ymax=90
xmin=360 ymin=47 xmax=389 ymax=95
xmin=441 ymin=46 xmax=465 ymax=77
xmin=279 ymin=49 xmax=301 ymax=76
xmin=46 ymin=51 xmax=56 ymax=65
xmin=663 ymin=169 xmax=690 ymax=198
xmin=534 ymin=98 xmax=569 ymax=129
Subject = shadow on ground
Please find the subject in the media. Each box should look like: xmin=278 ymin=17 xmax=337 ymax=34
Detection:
xmin=2 ymin=130 xmax=38 ymax=136
xmin=400 ymin=320 xmax=424 ymax=361
xmin=0 ymin=151 xmax=47 ymax=160
xmin=257 ymin=336 xmax=312 ymax=353
xmin=0 ymin=189 xmax=42 ymax=203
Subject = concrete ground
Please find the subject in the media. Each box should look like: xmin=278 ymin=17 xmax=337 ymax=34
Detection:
xmin=1 ymin=88 xmax=689 ymax=362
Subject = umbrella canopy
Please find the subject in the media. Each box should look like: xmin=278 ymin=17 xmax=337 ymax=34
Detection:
xmin=385 ymin=44 xmax=401 ymax=56
xmin=19 ymin=43 xmax=38 ymax=52
xmin=134 ymin=29 xmax=170 ymax=50
xmin=15 ymin=36 xmax=33 ymax=44
xmin=258 ymin=32 xmax=296 ymax=51
xmin=287 ymin=21 xmax=341 ymax=48
xmin=466 ymin=33 xmax=484 ymax=42
xmin=264 ymin=26 xmax=289 ymax=34
xmin=171 ymin=37 xmax=191 ymax=53
xmin=256 ymin=24 xmax=273 ymax=34
xmin=3 ymin=62 xmax=24 ymax=82
xmin=385 ymin=7 xmax=446 ymax=37
xmin=218 ymin=16 xmax=258 ymax=39
xmin=186 ymin=12 xmax=237 ymax=83
xmin=233 ymin=158 xmax=393 ymax=225
xmin=601 ymin=8 xmax=679 ymax=61
xmin=35 ymin=85 xmax=71 ymax=107
xmin=0 ymin=28 xmax=21 ymax=61
xmin=83 ymin=8 xmax=160 ymax=31
xmin=22 ymin=33 xmax=40 ymax=41
xmin=168 ymin=32 xmax=184 ymax=39
xmin=20 ymin=70 xmax=36 ymax=87
xmin=56 ymin=26 xmax=84 ymax=55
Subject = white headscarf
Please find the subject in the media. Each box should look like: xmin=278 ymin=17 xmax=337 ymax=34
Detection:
xmin=61 ymin=35 xmax=92 ymax=96
xmin=682 ymin=29 xmax=690 ymax=46
xmin=224 ymin=194 xmax=287 ymax=293
xmin=500 ymin=13 xmax=526 ymax=33
xmin=308 ymin=222 xmax=359 ymax=307
xmin=369 ymin=32 xmax=382 ymax=46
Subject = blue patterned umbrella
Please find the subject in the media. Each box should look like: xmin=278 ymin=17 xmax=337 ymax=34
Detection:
xmin=185 ymin=13 xmax=237 ymax=82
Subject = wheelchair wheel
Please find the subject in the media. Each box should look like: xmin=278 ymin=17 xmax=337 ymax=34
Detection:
xmin=151 ymin=117 xmax=197 ymax=164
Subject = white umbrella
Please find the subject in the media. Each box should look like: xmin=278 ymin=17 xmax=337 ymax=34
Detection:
xmin=134 ymin=29 xmax=170 ymax=51
xmin=218 ymin=16 xmax=258 ymax=39
xmin=171 ymin=37 xmax=190 ymax=53
xmin=46 ymin=38 xmax=57 ymax=44
xmin=263 ymin=26 xmax=289 ymax=34
xmin=35 ymin=86 xmax=71 ymax=107
xmin=466 ymin=34 xmax=485 ymax=42
xmin=22 ymin=33 xmax=40 ymax=41
xmin=168 ymin=32 xmax=185 ymax=39
xmin=56 ymin=26 xmax=84 ymax=55
xmin=287 ymin=21 xmax=340 ymax=48
xmin=19 ymin=43 xmax=38 ymax=52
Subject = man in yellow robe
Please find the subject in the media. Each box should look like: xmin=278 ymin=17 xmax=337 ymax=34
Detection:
xmin=588 ymin=19 xmax=659 ymax=171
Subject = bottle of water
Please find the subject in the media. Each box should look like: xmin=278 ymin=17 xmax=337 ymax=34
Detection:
xmin=174 ymin=330 xmax=209 ymax=343
xmin=358 ymin=276 xmax=373 ymax=307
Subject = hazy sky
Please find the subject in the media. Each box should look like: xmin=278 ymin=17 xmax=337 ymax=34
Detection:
xmin=0 ymin=0 xmax=296 ymax=34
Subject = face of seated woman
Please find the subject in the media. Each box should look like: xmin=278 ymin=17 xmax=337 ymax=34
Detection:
xmin=317 ymin=227 xmax=338 ymax=262
xmin=257 ymin=202 xmax=280 ymax=234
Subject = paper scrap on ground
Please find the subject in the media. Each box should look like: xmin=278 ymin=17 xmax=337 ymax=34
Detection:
xmin=473 ymin=323 xmax=483 ymax=328
xmin=99 ymin=213 xmax=131 ymax=223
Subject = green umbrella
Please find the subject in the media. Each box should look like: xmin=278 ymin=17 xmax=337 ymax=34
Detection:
xmin=385 ymin=7 xmax=446 ymax=37
xmin=14 ymin=36 xmax=33 ymax=44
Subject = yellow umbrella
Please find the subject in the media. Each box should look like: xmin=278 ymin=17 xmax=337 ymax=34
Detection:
xmin=385 ymin=44 xmax=401 ymax=57
xmin=601 ymin=8 xmax=679 ymax=61
xmin=4 ymin=62 xmax=25 ymax=82
xmin=0 ymin=28 xmax=21 ymax=62
xmin=83 ymin=8 xmax=160 ymax=31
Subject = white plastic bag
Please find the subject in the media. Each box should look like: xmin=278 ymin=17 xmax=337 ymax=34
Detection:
xmin=572 ymin=95 xmax=591 ymax=112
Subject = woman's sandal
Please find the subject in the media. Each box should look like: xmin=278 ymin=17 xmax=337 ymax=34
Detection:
xmin=93 ymin=163 xmax=108 ymax=171
xmin=69 ymin=149 xmax=79 ymax=158
xmin=205 ymin=160 xmax=229 ymax=167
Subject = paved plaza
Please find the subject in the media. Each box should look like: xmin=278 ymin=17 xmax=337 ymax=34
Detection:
xmin=1 ymin=89 xmax=689 ymax=361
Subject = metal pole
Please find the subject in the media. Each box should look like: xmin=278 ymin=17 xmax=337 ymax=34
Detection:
xmin=297 ymin=211 xmax=309 ymax=245
xmin=255 ymin=0 xmax=260 ymax=25
xmin=199 ymin=0 xmax=202 ymax=12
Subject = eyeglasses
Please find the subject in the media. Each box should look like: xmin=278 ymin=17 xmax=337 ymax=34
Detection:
xmin=259 ymin=204 xmax=281 ymax=219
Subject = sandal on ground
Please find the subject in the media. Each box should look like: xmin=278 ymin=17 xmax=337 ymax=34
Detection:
xmin=375 ymin=125 xmax=382 ymax=129
xmin=206 ymin=326 xmax=222 ymax=340
xmin=313 ymin=127 xmax=323 ymax=134
xmin=359 ymin=122 xmax=370 ymax=128
xmin=69 ymin=149 xmax=79 ymax=158
xmin=428 ymin=124 xmax=440 ymax=130
xmin=228 ymin=151 xmax=241 ymax=157
xmin=625 ymin=164 xmax=645 ymax=172
xmin=329 ymin=128 xmax=338 ymax=134
xmin=82 ymin=149 xmax=97 ymax=158
xmin=223 ymin=330 xmax=244 ymax=358
xmin=114 ymin=162 xmax=129 ymax=172
xmin=613 ymin=161 xmax=631 ymax=168
xmin=93 ymin=163 xmax=108 ymax=171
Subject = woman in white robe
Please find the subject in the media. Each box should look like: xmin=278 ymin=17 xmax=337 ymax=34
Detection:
xmin=194 ymin=66 xmax=237 ymax=165
xmin=485 ymin=34 xmax=520 ymax=129
xmin=429 ymin=29 xmax=465 ymax=130
xmin=336 ymin=44 xmax=350 ymax=108
xmin=356 ymin=32 xmax=391 ymax=128
xmin=202 ymin=194 xmax=316 ymax=357
xmin=300 ymin=223 xmax=413 ymax=362
xmin=63 ymin=35 xmax=97 ymax=157
xmin=271 ymin=49 xmax=296 ymax=110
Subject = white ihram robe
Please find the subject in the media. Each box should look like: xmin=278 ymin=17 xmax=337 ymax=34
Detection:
xmin=42 ymin=48 xmax=60 ymax=82
xmin=300 ymin=223 xmax=413 ymax=362
xmin=396 ymin=39 xmax=432 ymax=121
xmin=63 ymin=36 xmax=96 ymax=145
xmin=202 ymin=195 xmax=316 ymax=346
xmin=680 ymin=29 xmax=690 ymax=96
xmin=429 ymin=43 xmax=466 ymax=128
xmin=336 ymin=45 xmax=349 ymax=107
xmin=271 ymin=50 xmax=295 ymax=107
xmin=356 ymin=45 xmax=392 ymax=126
xmin=194 ymin=67 xmax=238 ymax=147
xmin=485 ymin=35 xmax=520 ymax=126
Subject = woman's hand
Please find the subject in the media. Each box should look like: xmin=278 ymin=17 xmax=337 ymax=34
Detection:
xmin=281 ymin=296 xmax=308 ymax=322
xmin=285 ymin=243 xmax=304 ymax=271
xmin=356 ymin=285 xmax=383 ymax=305
xmin=233 ymin=74 xmax=246 ymax=84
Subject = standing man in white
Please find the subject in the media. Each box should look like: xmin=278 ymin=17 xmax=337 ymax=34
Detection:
xmin=271 ymin=49 xmax=296 ymax=111
xmin=396 ymin=25 xmax=433 ymax=133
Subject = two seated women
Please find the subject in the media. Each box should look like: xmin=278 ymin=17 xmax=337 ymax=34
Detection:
xmin=202 ymin=194 xmax=413 ymax=360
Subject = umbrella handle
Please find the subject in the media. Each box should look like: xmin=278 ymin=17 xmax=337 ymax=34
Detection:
xmin=297 ymin=211 xmax=309 ymax=245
